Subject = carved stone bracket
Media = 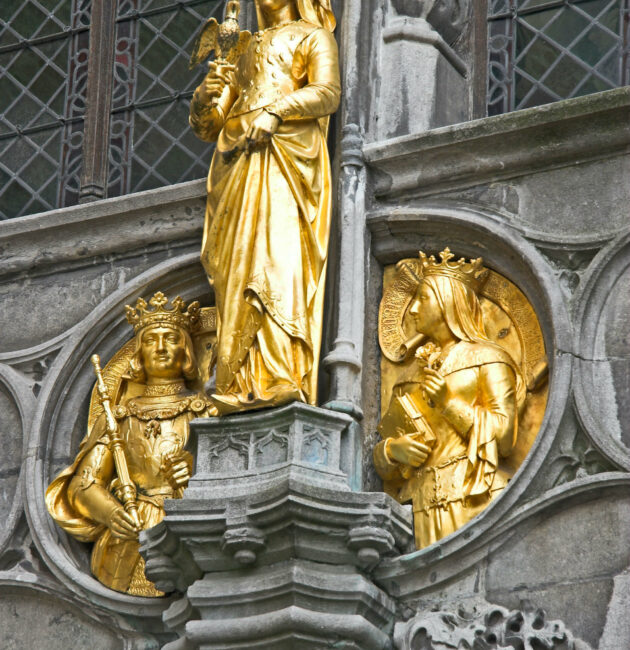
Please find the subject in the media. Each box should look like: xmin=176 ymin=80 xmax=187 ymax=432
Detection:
xmin=141 ymin=403 xmax=413 ymax=649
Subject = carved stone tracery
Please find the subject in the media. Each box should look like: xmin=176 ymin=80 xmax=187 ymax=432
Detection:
xmin=394 ymin=600 xmax=591 ymax=650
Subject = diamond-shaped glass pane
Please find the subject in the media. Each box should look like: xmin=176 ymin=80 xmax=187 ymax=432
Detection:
xmin=0 ymin=0 xmax=74 ymax=47
xmin=489 ymin=0 xmax=627 ymax=114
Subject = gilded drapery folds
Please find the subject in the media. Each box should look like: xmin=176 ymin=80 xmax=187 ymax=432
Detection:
xmin=375 ymin=249 xmax=548 ymax=549
xmin=190 ymin=1 xmax=340 ymax=415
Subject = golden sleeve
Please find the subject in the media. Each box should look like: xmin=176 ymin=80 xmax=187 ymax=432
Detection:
xmin=441 ymin=364 xmax=517 ymax=453
xmin=478 ymin=362 xmax=518 ymax=456
xmin=449 ymin=363 xmax=516 ymax=457
xmin=373 ymin=439 xmax=404 ymax=482
xmin=189 ymin=79 xmax=239 ymax=142
xmin=266 ymin=28 xmax=341 ymax=122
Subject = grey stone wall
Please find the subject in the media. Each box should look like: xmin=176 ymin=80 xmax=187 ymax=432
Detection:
xmin=0 ymin=1 xmax=628 ymax=647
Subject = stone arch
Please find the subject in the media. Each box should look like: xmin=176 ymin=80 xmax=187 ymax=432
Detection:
xmin=0 ymin=364 xmax=35 ymax=555
xmin=573 ymin=226 xmax=630 ymax=471
xmin=24 ymin=252 xmax=210 ymax=619
xmin=365 ymin=202 xmax=573 ymax=582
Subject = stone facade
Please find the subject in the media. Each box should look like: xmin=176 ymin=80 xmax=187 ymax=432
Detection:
xmin=1 ymin=1 xmax=629 ymax=648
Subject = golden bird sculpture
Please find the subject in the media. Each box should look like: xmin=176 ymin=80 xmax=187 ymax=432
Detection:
xmin=189 ymin=0 xmax=251 ymax=69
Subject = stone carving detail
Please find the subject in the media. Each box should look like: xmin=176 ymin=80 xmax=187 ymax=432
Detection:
xmin=395 ymin=600 xmax=591 ymax=650
xmin=302 ymin=428 xmax=330 ymax=466
xmin=537 ymin=246 xmax=601 ymax=297
xmin=254 ymin=429 xmax=290 ymax=466
xmin=552 ymin=429 xmax=616 ymax=487
xmin=390 ymin=0 xmax=470 ymax=45
xmin=12 ymin=352 xmax=59 ymax=397
xmin=207 ymin=436 xmax=250 ymax=473
xmin=207 ymin=428 xmax=291 ymax=472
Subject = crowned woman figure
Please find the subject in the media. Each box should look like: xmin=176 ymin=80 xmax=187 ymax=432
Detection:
xmin=189 ymin=0 xmax=340 ymax=414
xmin=46 ymin=293 xmax=213 ymax=596
xmin=374 ymin=249 xmax=526 ymax=549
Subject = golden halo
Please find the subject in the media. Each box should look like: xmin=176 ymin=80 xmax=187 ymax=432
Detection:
xmin=378 ymin=259 xmax=547 ymax=390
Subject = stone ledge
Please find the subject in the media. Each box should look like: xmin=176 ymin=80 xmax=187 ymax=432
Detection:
xmin=363 ymin=87 xmax=630 ymax=199
xmin=0 ymin=178 xmax=206 ymax=278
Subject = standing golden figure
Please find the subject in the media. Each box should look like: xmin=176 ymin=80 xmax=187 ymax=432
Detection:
xmin=374 ymin=249 xmax=548 ymax=549
xmin=46 ymin=293 xmax=214 ymax=596
xmin=189 ymin=0 xmax=340 ymax=414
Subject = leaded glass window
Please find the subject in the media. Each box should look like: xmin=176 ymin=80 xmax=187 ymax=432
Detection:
xmin=0 ymin=0 xmax=91 ymax=219
xmin=108 ymin=0 xmax=223 ymax=196
xmin=0 ymin=0 xmax=224 ymax=220
xmin=488 ymin=0 xmax=630 ymax=115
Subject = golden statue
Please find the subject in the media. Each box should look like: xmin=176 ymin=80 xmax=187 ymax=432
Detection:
xmin=189 ymin=0 xmax=340 ymax=414
xmin=374 ymin=249 xmax=548 ymax=549
xmin=46 ymin=293 xmax=215 ymax=597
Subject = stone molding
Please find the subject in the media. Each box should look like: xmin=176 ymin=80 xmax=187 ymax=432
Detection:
xmin=0 ymin=178 xmax=206 ymax=279
xmin=141 ymin=404 xmax=412 ymax=649
xmin=388 ymin=0 xmax=470 ymax=45
xmin=0 ymin=363 xmax=35 ymax=556
xmin=173 ymin=562 xmax=397 ymax=650
xmin=364 ymin=87 xmax=630 ymax=199
xmin=0 ymin=576 xmax=159 ymax=650
xmin=375 ymin=472 xmax=630 ymax=601
xmin=382 ymin=16 xmax=466 ymax=76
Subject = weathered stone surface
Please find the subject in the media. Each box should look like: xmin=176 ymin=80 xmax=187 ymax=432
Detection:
xmin=143 ymin=405 xmax=412 ymax=577
xmin=0 ymin=591 xmax=121 ymax=650
xmin=376 ymin=18 xmax=468 ymax=139
xmin=0 ymin=384 xmax=22 ymax=529
xmin=188 ymin=402 xmax=362 ymax=493
xmin=364 ymin=87 xmax=630 ymax=202
xmin=173 ymin=561 xmax=397 ymax=650
xmin=599 ymin=567 xmax=630 ymax=650
xmin=0 ymin=179 xmax=205 ymax=278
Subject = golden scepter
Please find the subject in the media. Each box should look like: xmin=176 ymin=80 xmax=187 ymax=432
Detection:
xmin=91 ymin=354 xmax=142 ymax=530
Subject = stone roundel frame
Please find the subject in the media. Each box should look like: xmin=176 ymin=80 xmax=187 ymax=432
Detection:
xmin=572 ymin=227 xmax=630 ymax=471
xmin=0 ymin=363 xmax=36 ymax=555
xmin=366 ymin=203 xmax=573 ymax=590
xmin=24 ymin=253 xmax=210 ymax=619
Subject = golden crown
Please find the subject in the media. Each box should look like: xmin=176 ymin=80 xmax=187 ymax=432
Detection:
xmin=418 ymin=248 xmax=488 ymax=292
xmin=125 ymin=292 xmax=201 ymax=334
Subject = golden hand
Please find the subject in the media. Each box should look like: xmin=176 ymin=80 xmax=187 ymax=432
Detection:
xmin=196 ymin=61 xmax=236 ymax=104
xmin=422 ymin=367 xmax=450 ymax=409
xmin=162 ymin=451 xmax=192 ymax=491
xmin=245 ymin=110 xmax=281 ymax=154
xmin=110 ymin=505 xmax=142 ymax=540
xmin=386 ymin=435 xmax=431 ymax=467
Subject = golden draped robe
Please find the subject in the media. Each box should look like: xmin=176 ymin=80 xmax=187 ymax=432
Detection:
xmin=374 ymin=341 xmax=520 ymax=549
xmin=46 ymin=392 xmax=210 ymax=596
xmin=190 ymin=19 xmax=340 ymax=409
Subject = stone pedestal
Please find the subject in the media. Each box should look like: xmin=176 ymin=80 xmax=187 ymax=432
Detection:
xmin=141 ymin=403 xmax=413 ymax=649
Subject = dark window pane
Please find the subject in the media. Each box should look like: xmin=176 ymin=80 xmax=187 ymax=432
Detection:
xmin=488 ymin=0 xmax=628 ymax=114
xmin=108 ymin=0 xmax=223 ymax=198
xmin=0 ymin=0 xmax=89 ymax=219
